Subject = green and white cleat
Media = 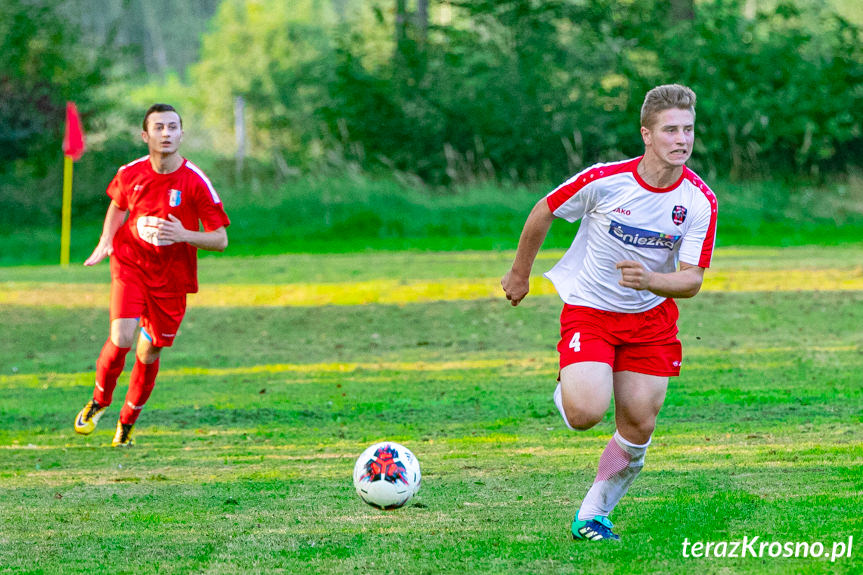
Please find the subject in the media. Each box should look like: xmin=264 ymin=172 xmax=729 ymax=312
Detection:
xmin=74 ymin=400 xmax=107 ymax=435
xmin=572 ymin=510 xmax=620 ymax=541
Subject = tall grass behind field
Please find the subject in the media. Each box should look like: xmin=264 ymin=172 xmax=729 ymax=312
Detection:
xmin=3 ymin=174 xmax=862 ymax=266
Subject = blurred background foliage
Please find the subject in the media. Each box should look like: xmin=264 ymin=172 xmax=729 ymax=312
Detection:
xmin=0 ymin=0 xmax=860 ymax=240
xmin=192 ymin=0 xmax=862 ymax=184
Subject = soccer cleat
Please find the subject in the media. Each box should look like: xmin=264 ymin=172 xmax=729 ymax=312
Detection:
xmin=572 ymin=510 xmax=620 ymax=541
xmin=74 ymin=400 xmax=107 ymax=435
xmin=112 ymin=421 xmax=135 ymax=447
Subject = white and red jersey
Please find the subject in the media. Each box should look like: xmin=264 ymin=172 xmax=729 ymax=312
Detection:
xmin=107 ymin=156 xmax=231 ymax=295
xmin=544 ymin=156 xmax=717 ymax=313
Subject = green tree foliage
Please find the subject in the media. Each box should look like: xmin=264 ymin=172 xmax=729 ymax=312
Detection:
xmin=645 ymin=0 xmax=863 ymax=177
xmin=191 ymin=0 xmax=338 ymax=162
xmin=192 ymin=0 xmax=861 ymax=184
xmin=0 ymin=0 xmax=115 ymax=224
xmin=0 ymin=0 xmax=102 ymax=168
xmin=73 ymin=0 xmax=221 ymax=77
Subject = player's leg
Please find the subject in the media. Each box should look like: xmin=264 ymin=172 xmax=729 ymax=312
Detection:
xmin=553 ymin=307 xmax=624 ymax=540
xmin=560 ymin=364 xmax=626 ymax=542
xmin=576 ymin=371 xmax=667 ymax=525
xmin=114 ymin=293 xmax=185 ymax=446
xmin=569 ymin=301 xmax=678 ymax=541
xmin=113 ymin=335 xmax=162 ymax=447
xmin=553 ymin=305 xmax=617 ymax=431
xmin=613 ymin=370 xmax=668 ymax=445
xmin=555 ymin=362 xmax=613 ymax=430
xmin=75 ymin=280 xmax=142 ymax=435
xmin=95 ymin=317 xmax=138 ymax=403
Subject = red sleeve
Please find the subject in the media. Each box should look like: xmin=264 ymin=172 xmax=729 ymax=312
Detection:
xmin=680 ymin=169 xmax=718 ymax=268
xmin=194 ymin=181 xmax=230 ymax=231
xmin=698 ymin=191 xmax=718 ymax=268
xmin=106 ymin=170 xmax=128 ymax=210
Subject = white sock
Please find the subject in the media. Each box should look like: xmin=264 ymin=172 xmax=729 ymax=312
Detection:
xmin=553 ymin=382 xmax=576 ymax=430
xmin=578 ymin=430 xmax=650 ymax=521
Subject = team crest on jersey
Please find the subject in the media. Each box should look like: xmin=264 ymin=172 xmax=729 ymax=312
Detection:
xmin=169 ymin=189 xmax=182 ymax=207
xmin=671 ymin=205 xmax=687 ymax=225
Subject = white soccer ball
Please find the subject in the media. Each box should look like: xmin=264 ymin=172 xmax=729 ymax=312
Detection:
xmin=353 ymin=441 xmax=421 ymax=509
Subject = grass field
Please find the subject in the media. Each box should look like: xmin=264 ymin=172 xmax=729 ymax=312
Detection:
xmin=1 ymin=247 xmax=861 ymax=574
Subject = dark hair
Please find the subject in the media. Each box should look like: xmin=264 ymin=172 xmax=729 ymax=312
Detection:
xmin=640 ymin=84 xmax=696 ymax=128
xmin=143 ymin=103 xmax=183 ymax=131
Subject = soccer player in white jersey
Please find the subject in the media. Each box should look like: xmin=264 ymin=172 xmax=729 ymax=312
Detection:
xmin=501 ymin=84 xmax=717 ymax=541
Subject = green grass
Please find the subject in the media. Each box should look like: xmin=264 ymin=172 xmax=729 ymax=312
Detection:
xmin=1 ymin=249 xmax=861 ymax=574
xmin=3 ymin=174 xmax=862 ymax=266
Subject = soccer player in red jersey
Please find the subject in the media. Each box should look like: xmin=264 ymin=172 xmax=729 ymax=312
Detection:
xmin=501 ymin=85 xmax=717 ymax=541
xmin=74 ymin=104 xmax=230 ymax=447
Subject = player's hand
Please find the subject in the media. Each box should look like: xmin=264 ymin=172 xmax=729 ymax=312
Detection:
xmin=501 ymin=269 xmax=530 ymax=306
xmin=155 ymin=214 xmax=188 ymax=245
xmin=616 ymin=260 xmax=653 ymax=291
xmin=83 ymin=242 xmax=113 ymax=266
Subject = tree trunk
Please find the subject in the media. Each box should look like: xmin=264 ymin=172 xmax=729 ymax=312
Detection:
xmin=234 ymin=96 xmax=246 ymax=180
xmin=331 ymin=0 xmax=349 ymax=22
xmin=416 ymin=0 xmax=429 ymax=46
xmin=670 ymin=0 xmax=694 ymax=21
xmin=395 ymin=0 xmax=408 ymax=52
xmin=140 ymin=0 xmax=169 ymax=75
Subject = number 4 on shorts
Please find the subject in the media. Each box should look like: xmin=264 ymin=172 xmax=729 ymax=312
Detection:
xmin=569 ymin=332 xmax=581 ymax=352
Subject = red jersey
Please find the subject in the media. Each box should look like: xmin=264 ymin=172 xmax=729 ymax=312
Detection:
xmin=107 ymin=156 xmax=230 ymax=295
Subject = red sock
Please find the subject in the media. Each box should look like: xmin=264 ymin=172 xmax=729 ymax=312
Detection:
xmin=119 ymin=358 xmax=160 ymax=425
xmin=93 ymin=340 xmax=130 ymax=406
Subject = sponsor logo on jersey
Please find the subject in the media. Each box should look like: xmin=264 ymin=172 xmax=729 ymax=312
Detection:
xmin=136 ymin=216 xmax=172 ymax=246
xmin=609 ymin=220 xmax=681 ymax=250
xmin=672 ymin=205 xmax=687 ymax=225
xmin=169 ymin=189 xmax=182 ymax=207
xmin=613 ymin=207 xmax=631 ymax=216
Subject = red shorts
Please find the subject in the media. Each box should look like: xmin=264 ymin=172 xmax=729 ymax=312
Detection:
xmin=557 ymin=298 xmax=682 ymax=377
xmin=110 ymin=277 xmax=186 ymax=348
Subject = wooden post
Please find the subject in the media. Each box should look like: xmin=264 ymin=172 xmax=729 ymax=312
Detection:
xmin=234 ymin=95 xmax=246 ymax=180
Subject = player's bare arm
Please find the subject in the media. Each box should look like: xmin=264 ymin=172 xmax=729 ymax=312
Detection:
xmin=84 ymin=201 xmax=128 ymax=266
xmin=502 ymin=198 xmax=557 ymax=306
xmin=156 ymin=215 xmax=228 ymax=251
xmin=616 ymin=260 xmax=704 ymax=298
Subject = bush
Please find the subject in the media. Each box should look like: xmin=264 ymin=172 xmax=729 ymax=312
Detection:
xmin=189 ymin=0 xmax=861 ymax=184
xmin=0 ymin=0 xmax=113 ymax=225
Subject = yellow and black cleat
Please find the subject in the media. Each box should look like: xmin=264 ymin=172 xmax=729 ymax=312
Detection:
xmin=112 ymin=421 xmax=135 ymax=447
xmin=74 ymin=400 xmax=107 ymax=435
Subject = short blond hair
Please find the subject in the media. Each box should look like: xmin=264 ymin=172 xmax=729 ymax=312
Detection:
xmin=640 ymin=84 xmax=696 ymax=128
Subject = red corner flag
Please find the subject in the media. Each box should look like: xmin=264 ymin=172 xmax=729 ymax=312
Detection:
xmin=62 ymin=102 xmax=86 ymax=160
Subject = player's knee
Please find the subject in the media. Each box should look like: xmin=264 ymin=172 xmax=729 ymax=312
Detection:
xmin=136 ymin=342 xmax=162 ymax=365
xmin=563 ymin=404 xmax=604 ymax=430
xmin=111 ymin=332 xmax=135 ymax=348
xmin=557 ymin=381 xmax=610 ymax=431
xmin=136 ymin=352 xmax=159 ymax=365
xmin=618 ymin=419 xmax=656 ymax=445
xmin=110 ymin=319 xmax=138 ymax=348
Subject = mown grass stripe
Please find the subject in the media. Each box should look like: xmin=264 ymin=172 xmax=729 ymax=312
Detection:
xmin=1 ymin=344 xmax=856 ymax=388
xmin=2 ymin=268 xmax=863 ymax=307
